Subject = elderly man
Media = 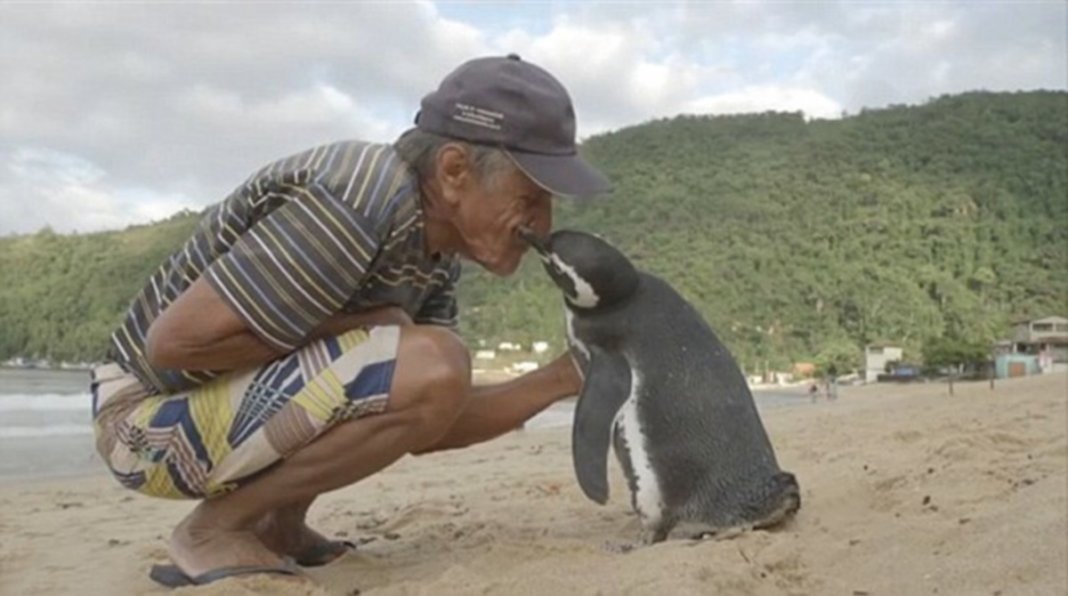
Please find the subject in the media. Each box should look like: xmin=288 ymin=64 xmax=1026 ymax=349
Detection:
xmin=90 ymin=54 xmax=610 ymax=586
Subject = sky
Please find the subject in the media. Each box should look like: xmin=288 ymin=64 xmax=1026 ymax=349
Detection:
xmin=1 ymin=1 xmax=1065 ymax=236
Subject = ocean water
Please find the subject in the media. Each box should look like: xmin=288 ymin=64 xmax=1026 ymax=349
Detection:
xmin=0 ymin=393 xmax=95 ymax=437
xmin=0 ymin=368 xmax=810 ymax=481
xmin=0 ymin=368 xmax=100 ymax=481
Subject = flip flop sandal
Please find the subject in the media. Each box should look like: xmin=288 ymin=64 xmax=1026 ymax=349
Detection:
xmin=148 ymin=557 xmax=299 ymax=588
xmin=294 ymin=539 xmax=356 ymax=567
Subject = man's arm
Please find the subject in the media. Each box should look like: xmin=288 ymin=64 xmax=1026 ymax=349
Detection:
xmin=145 ymin=180 xmax=392 ymax=373
xmin=145 ymin=276 xmax=282 ymax=371
xmin=146 ymin=275 xmax=410 ymax=371
xmin=148 ymin=275 xmax=581 ymax=448
xmin=413 ymin=351 xmax=583 ymax=454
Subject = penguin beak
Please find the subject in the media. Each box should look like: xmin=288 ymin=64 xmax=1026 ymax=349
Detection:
xmin=517 ymin=225 xmax=550 ymax=257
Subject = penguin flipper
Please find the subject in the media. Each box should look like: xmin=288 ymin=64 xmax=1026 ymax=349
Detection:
xmin=572 ymin=345 xmax=631 ymax=505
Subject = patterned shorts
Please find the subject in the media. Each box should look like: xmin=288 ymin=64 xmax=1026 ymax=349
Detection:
xmin=91 ymin=326 xmax=400 ymax=499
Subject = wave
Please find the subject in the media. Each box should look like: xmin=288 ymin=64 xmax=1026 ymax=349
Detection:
xmin=0 ymin=393 xmax=91 ymax=412
xmin=0 ymin=424 xmax=94 ymax=438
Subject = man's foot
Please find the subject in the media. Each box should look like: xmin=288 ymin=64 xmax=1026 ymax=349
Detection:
xmin=255 ymin=511 xmax=353 ymax=566
xmin=167 ymin=505 xmax=291 ymax=580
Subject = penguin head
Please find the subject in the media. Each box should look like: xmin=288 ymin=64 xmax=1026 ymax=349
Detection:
xmin=519 ymin=227 xmax=639 ymax=310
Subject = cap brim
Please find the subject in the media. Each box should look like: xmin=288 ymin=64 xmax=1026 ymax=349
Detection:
xmin=506 ymin=150 xmax=612 ymax=198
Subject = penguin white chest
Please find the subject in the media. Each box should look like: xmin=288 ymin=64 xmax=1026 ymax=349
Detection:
xmin=612 ymin=369 xmax=664 ymax=528
xmin=564 ymin=308 xmax=591 ymax=362
xmin=550 ymin=254 xmax=600 ymax=309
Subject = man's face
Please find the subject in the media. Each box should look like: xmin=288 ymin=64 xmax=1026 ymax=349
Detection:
xmin=452 ymin=162 xmax=553 ymax=276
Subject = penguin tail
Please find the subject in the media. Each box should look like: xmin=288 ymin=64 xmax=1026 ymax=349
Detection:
xmin=749 ymin=471 xmax=801 ymax=530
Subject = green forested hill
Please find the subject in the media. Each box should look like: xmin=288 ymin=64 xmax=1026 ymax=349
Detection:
xmin=2 ymin=91 xmax=1065 ymax=370
xmin=0 ymin=215 xmax=199 ymax=362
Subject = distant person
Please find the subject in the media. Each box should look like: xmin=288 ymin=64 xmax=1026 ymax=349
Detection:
xmin=90 ymin=55 xmax=609 ymax=586
xmin=825 ymin=363 xmax=839 ymax=401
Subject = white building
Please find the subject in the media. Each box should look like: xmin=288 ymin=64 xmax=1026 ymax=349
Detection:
xmin=864 ymin=344 xmax=903 ymax=383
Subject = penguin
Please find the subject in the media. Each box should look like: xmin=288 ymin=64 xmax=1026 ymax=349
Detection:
xmin=519 ymin=227 xmax=800 ymax=543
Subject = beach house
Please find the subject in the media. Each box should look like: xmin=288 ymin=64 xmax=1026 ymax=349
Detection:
xmin=863 ymin=344 xmax=903 ymax=383
xmin=994 ymin=315 xmax=1068 ymax=373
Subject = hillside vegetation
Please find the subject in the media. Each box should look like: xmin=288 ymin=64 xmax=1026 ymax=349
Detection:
xmin=1 ymin=91 xmax=1065 ymax=371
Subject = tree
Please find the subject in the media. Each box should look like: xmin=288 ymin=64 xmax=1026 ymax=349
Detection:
xmin=1 ymin=91 xmax=1066 ymax=366
xmin=814 ymin=338 xmax=860 ymax=377
xmin=922 ymin=335 xmax=990 ymax=395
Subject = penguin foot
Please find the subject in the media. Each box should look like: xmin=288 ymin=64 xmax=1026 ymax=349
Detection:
xmin=670 ymin=521 xmax=753 ymax=543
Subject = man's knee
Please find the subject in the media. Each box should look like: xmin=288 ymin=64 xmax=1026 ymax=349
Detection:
xmin=390 ymin=325 xmax=472 ymax=432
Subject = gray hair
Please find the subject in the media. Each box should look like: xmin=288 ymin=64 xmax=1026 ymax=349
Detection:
xmin=393 ymin=127 xmax=516 ymax=189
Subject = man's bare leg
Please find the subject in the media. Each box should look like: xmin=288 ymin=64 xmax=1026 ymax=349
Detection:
xmin=248 ymin=349 xmax=581 ymax=562
xmin=253 ymin=496 xmax=345 ymax=563
xmin=166 ymin=326 xmax=473 ymax=577
xmin=253 ymin=350 xmax=581 ymax=554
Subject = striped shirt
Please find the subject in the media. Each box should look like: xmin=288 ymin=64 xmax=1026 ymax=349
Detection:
xmin=108 ymin=141 xmax=460 ymax=395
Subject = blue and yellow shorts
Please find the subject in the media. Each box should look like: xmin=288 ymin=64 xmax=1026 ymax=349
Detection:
xmin=91 ymin=327 xmax=399 ymax=499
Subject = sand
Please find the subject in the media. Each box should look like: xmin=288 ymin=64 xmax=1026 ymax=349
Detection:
xmin=0 ymin=373 xmax=1064 ymax=596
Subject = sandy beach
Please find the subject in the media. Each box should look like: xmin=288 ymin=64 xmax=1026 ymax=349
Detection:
xmin=0 ymin=372 xmax=1064 ymax=596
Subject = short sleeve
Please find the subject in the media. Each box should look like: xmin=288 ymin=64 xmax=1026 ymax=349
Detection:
xmin=203 ymin=183 xmax=382 ymax=352
xmin=414 ymin=260 xmax=461 ymax=329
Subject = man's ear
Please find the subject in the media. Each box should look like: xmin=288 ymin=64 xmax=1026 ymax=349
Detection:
xmin=435 ymin=144 xmax=472 ymax=207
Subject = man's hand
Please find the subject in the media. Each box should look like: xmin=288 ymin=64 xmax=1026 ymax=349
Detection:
xmin=540 ymin=350 xmax=584 ymax=399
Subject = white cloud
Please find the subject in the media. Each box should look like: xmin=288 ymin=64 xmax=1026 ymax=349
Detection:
xmin=495 ymin=18 xmax=719 ymax=135
xmin=0 ymin=1 xmax=1064 ymax=234
xmin=173 ymin=83 xmax=395 ymax=136
xmin=1 ymin=148 xmax=199 ymax=234
xmin=684 ymin=86 xmax=843 ymax=120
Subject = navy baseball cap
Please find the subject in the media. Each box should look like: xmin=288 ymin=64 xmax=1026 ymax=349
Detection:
xmin=415 ymin=54 xmax=612 ymax=198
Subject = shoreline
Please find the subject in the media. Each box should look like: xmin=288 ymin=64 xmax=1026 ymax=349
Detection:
xmin=0 ymin=367 xmax=815 ymax=483
xmin=0 ymin=364 xmax=821 ymax=393
xmin=0 ymin=366 xmax=92 ymax=394
xmin=0 ymin=389 xmax=814 ymax=485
